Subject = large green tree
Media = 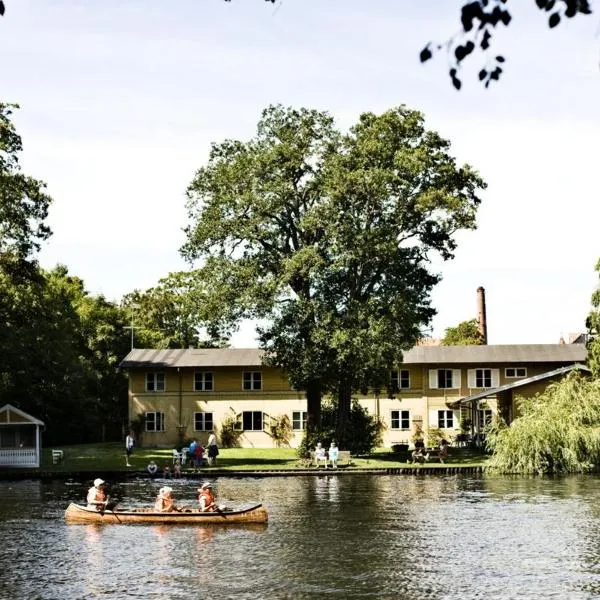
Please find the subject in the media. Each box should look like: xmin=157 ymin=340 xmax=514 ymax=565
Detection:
xmin=0 ymin=103 xmax=52 ymax=278
xmin=121 ymin=271 xmax=228 ymax=349
xmin=182 ymin=104 xmax=485 ymax=445
xmin=441 ymin=319 xmax=484 ymax=345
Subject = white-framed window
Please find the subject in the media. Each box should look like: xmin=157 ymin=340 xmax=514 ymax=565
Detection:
xmin=437 ymin=410 xmax=454 ymax=429
xmin=468 ymin=368 xmax=499 ymax=388
xmin=146 ymin=372 xmax=165 ymax=392
xmin=390 ymin=410 xmax=410 ymax=430
xmin=429 ymin=369 xmax=461 ymax=390
xmin=292 ymin=411 xmax=308 ymax=430
xmin=194 ymin=412 xmax=213 ymax=431
xmin=506 ymin=367 xmax=527 ymax=378
xmin=194 ymin=371 xmax=214 ymax=391
xmin=240 ymin=411 xmax=263 ymax=431
xmin=243 ymin=371 xmax=262 ymax=391
xmin=391 ymin=369 xmax=410 ymax=390
xmin=145 ymin=411 xmax=165 ymax=432
xmin=478 ymin=409 xmax=493 ymax=426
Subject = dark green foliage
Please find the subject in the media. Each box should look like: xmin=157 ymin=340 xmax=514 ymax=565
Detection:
xmin=183 ymin=104 xmax=484 ymax=443
xmin=297 ymin=399 xmax=383 ymax=457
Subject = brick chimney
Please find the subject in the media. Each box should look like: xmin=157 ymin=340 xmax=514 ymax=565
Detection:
xmin=477 ymin=286 xmax=488 ymax=345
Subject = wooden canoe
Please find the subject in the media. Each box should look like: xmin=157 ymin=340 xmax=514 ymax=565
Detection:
xmin=64 ymin=502 xmax=268 ymax=525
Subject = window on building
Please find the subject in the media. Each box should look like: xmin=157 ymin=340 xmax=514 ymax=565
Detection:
xmin=478 ymin=409 xmax=493 ymax=426
xmin=145 ymin=411 xmax=165 ymax=432
xmin=505 ymin=367 xmax=527 ymax=378
xmin=292 ymin=411 xmax=308 ymax=430
xmin=475 ymin=368 xmax=492 ymax=388
xmin=437 ymin=410 xmax=454 ymax=429
xmin=390 ymin=410 xmax=410 ymax=430
xmin=194 ymin=371 xmax=214 ymax=391
xmin=194 ymin=412 xmax=213 ymax=431
xmin=241 ymin=411 xmax=263 ymax=431
xmin=243 ymin=371 xmax=262 ymax=391
xmin=391 ymin=370 xmax=410 ymax=390
xmin=437 ymin=369 xmax=453 ymax=389
xmin=146 ymin=372 xmax=165 ymax=392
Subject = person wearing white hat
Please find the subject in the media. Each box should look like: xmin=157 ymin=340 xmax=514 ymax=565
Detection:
xmin=86 ymin=478 xmax=109 ymax=511
xmin=154 ymin=486 xmax=179 ymax=512
xmin=197 ymin=482 xmax=216 ymax=512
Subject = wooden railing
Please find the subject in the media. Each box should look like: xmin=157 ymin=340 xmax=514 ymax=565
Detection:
xmin=0 ymin=448 xmax=38 ymax=467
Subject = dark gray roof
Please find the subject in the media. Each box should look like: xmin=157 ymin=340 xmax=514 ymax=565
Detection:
xmin=120 ymin=343 xmax=588 ymax=369
xmin=401 ymin=344 xmax=587 ymax=365
xmin=450 ymin=363 xmax=591 ymax=406
xmin=120 ymin=348 xmax=264 ymax=369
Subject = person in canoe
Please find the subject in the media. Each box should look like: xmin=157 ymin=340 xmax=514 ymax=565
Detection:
xmin=154 ymin=486 xmax=180 ymax=512
xmin=198 ymin=482 xmax=217 ymax=512
xmin=86 ymin=478 xmax=115 ymax=511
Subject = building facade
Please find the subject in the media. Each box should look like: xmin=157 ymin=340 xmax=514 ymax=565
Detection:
xmin=120 ymin=344 xmax=588 ymax=449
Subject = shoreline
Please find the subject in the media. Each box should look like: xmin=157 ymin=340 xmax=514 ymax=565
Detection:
xmin=0 ymin=465 xmax=485 ymax=481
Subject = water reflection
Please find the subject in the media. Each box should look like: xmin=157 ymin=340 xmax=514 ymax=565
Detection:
xmin=3 ymin=475 xmax=600 ymax=598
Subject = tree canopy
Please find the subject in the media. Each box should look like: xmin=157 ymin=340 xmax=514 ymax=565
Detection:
xmin=0 ymin=103 xmax=52 ymax=278
xmin=441 ymin=318 xmax=484 ymax=345
xmin=121 ymin=271 xmax=228 ymax=350
xmin=182 ymin=104 xmax=485 ymax=445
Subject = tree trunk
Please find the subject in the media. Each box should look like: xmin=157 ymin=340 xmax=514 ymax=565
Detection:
xmin=336 ymin=379 xmax=352 ymax=449
xmin=305 ymin=379 xmax=322 ymax=433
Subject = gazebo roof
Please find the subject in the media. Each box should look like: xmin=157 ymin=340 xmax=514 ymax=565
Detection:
xmin=0 ymin=404 xmax=44 ymax=426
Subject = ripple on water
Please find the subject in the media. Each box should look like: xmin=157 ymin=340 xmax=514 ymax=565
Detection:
xmin=2 ymin=475 xmax=600 ymax=598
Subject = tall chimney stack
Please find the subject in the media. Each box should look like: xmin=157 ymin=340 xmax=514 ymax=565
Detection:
xmin=477 ymin=286 xmax=488 ymax=345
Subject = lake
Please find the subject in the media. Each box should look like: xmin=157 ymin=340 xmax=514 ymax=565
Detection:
xmin=1 ymin=474 xmax=600 ymax=599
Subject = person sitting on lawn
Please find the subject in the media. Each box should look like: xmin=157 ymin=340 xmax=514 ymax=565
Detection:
xmin=411 ymin=447 xmax=430 ymax=464
xmin=173 ymin=459 xmax=182 ymax=478
xmin=198 ymin=482 xmax=217 ymax=512
xmin=147 ymin=460 xmax=158 ymax=476
xmin=154 ymin=486 xmax=179 ymax=512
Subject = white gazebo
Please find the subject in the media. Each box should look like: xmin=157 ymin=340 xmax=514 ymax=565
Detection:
xmin=0 ymin=404 xmax=44 ymax=468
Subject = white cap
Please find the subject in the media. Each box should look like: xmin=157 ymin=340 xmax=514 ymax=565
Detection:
xmin=160 ymin=486 xmax=173 ymax=495
xmin=93 ymin=478 xmax=105 ymax=487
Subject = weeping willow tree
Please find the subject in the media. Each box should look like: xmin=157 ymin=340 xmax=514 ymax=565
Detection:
xmin=486 ymin=373 xmax=600 ymax=474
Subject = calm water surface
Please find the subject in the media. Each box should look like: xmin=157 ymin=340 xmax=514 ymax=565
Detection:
xmin=2 ymin=474 xmax=600 ymax=599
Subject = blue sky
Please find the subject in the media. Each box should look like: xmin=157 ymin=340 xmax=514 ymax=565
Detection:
xmin=1 ymin=0 xmax=599 ymax=345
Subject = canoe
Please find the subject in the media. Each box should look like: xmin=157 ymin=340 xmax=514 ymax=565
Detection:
xmin=64 ymin=502 xmax=268 ymax=525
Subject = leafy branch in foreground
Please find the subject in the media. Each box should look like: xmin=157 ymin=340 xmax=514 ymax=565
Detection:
xmin=420 ymin=0 xmax=593 ymax=90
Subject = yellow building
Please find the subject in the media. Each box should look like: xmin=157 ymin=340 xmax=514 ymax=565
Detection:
xmin=120 ymin=344 xmax=588 ymax=449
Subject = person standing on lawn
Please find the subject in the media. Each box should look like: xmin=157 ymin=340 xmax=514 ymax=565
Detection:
xmin=207 ymin=433 xmax=219 ymax=466
xmin=125 ymin=431 xmax=135 ymax=467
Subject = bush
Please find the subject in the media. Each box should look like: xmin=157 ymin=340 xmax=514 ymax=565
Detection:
xmin=269 ymin=414 xmax=293 ymax=447
xmin=219 ymin=414 xmax=243 ymax=448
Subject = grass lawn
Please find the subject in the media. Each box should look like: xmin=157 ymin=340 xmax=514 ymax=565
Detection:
xmin=35 ymin=443 xmax=489 ymax=474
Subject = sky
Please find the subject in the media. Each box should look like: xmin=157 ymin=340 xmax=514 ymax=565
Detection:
xmin=1 ymin=0 xmax=599 ymax=346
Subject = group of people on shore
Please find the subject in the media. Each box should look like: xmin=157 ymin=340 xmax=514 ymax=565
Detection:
xmin=124 ymin=430 xmax=220 ymax=474
xmin=86 ymin=479 xmax=220 ymax=513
